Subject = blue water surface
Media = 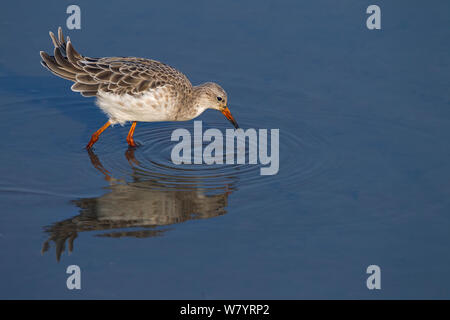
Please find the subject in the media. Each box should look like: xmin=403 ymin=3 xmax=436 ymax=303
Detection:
xmin=0 ymin=0 xmax=449 ymax=299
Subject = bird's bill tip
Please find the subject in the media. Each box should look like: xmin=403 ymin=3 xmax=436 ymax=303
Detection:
xmin=221 ymin=106 xmax=239 ymax=129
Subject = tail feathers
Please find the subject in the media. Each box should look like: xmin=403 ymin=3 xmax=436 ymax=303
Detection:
xmin=40 ymin=27 xmax=84 ymax=82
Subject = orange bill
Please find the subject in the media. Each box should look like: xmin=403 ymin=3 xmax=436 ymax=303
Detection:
xmin=221 ymin=107 xmax=239 ymax=129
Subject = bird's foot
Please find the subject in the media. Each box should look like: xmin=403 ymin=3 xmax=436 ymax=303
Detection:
xmin=126 ymin=138 xmax=138 ymax=148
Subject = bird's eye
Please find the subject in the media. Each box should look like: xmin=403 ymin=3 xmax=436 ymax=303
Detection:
xmin=217 ymin=97 xmax=222 ymax=101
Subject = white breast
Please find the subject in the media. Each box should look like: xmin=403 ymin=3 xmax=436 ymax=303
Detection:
xmin=96 ymin=86 xmax=178 ymax=125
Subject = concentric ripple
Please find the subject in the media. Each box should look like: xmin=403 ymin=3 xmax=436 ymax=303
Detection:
xmin=93 ymin=115 xmax=340 ymax=194
xmin=0 ymin=93 xmax=343 ymax=196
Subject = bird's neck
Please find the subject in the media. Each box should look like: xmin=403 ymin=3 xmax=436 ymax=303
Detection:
xmin=192 ymin=83 xmax=209 ymax=100
xmin=173 ymin=85 xmax=208 ymax=121
xmin=190 ymin=84 xmax=210 ymax=114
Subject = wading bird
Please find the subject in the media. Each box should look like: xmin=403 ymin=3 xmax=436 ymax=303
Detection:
xmin=40 ymin=27 xmax=239 ymax=149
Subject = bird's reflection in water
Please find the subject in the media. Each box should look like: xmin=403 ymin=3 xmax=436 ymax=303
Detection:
xmin=42 ymin=148 xmax=236 ymax=261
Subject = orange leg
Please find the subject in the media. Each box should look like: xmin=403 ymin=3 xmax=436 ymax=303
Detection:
xmin=126 ymin=121 xmax=138 ymax=147
xmin=86 ymin=121 xmax=111 ymax=149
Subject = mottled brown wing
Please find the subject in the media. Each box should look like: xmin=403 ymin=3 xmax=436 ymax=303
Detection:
xmin=40 ymin=27 xmax=192 ymax=97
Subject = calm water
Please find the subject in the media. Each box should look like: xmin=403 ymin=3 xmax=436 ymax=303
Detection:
xmin=0 ymin=0 xmax=449 ymax=299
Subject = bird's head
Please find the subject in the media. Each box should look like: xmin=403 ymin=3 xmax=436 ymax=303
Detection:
xmin=193 ymin=82 xmax=239 ymax=129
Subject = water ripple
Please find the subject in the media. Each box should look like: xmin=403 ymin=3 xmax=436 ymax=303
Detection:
xmin=91 ymin=117 xmax=339 ymax=193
